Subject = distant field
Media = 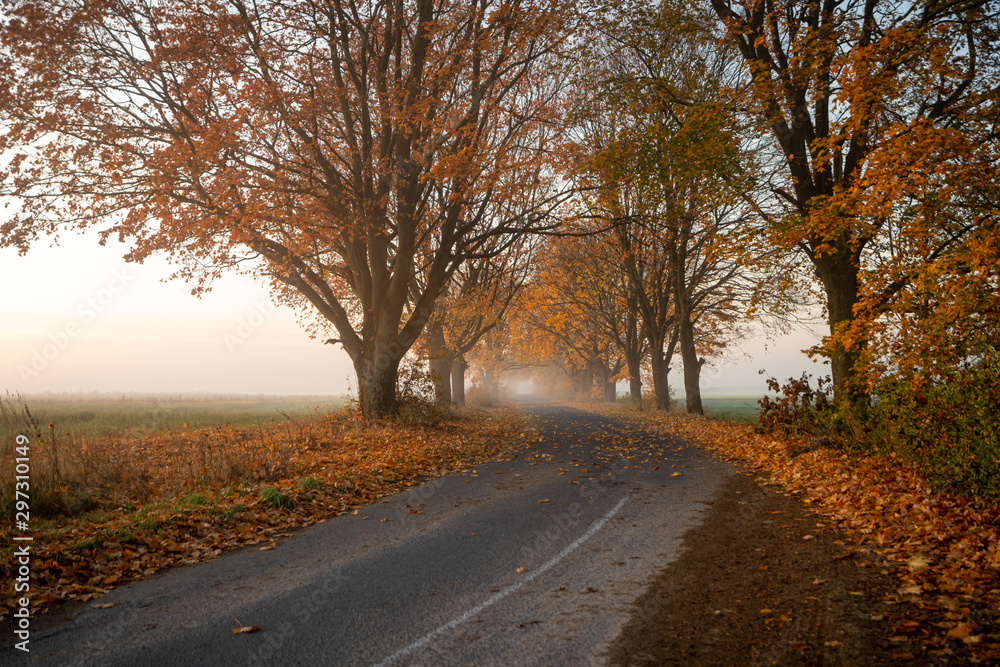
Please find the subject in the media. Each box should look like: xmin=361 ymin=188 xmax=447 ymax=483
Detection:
xmin=0 ymin=393 xmax=346 ymax=440
xmin=677 ymin=396 xmax=763 ymax=422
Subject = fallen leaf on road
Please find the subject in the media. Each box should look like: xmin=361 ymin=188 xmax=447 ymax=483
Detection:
xmin=259 ymin=545 xmax=274 ymax=551
xmin=670 ymin=472 xmax=682 ymax=478
xmin=538 ymin=499 xmax=549 ymax=503
xmin=233 ymin=626 xmax=260 ymax=634
xmin=516 ymin=567 xmax=526 ymax=573
xmin=947 ymin=622 xmax=976 ymax=641
xmin=93 ymin=603 xmax=115 ymax=609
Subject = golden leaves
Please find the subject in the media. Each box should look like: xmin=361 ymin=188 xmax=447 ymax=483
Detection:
xmin=600 ymin=405 xmax=1000 ymax=660
xmin=0 ymin=407 xmax=527 ymax=617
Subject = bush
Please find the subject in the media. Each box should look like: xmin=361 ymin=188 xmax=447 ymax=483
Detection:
xmin=756 ymin=372 xmax=835 ymax=438
xmin=466 ymin=384 xmax=498 ymax=409
xmin=863 ymin=363 xmax=1000 ymax=499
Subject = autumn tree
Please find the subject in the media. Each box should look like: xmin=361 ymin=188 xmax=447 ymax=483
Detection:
xmin=0 ymin=0 xmax=573 ymax=417
xmin=424 ymin=237 xmax=534 ymax=407
xmin=520 ymin=234 xmax=630 ymax=401
xmin=567 ymin=0 xmax=785 ymax=413
xmin=465 ymin=315 xmax=520 ymax=399
xmin=709 ymin=0 xmax=1000 ymax=407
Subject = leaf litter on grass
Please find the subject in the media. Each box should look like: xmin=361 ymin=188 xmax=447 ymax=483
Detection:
xmin=0 ymin=407 xmax=525 ymax=619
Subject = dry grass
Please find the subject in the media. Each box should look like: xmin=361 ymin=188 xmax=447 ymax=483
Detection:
xmin=0 ymin=396 xmax=525 ymax=615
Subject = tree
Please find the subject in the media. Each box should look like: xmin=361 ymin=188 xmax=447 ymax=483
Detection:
xmin=709 ymin=0 xmax=1000 ymax=406
xmin=0 ymin=0 xmax=573 ymax=417
xmin=567 ymin=0 xmax=782 ymax=413
xmin=520 ymin=234 xmax=629 ymax=401
xmin=424 ymin=238 xmax=533 ymax=407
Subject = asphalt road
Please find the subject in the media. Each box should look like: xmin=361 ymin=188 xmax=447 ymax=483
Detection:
xmin=5 ymin=404 xmax=734 ymax=666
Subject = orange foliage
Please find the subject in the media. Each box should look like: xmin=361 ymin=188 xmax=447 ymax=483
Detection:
xmin=0 ymin=408 xmax=524 ymax=617
xmin=602 ymin=405 xmax=1000 ymax=662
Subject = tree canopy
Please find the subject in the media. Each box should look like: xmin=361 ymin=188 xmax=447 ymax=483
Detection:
xmin=0 ymin=0 xmax=574 ymax=417
xmin=2 ymin=0 xmax=998 ymax=497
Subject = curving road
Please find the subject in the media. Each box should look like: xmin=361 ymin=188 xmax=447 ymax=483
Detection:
xmin=4 ymin=404 xmax=734 ymax=666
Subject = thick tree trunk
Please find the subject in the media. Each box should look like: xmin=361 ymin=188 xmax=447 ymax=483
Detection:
xmin=625 ymin=351 xmax=643 ymax=400
xmin=576 ymin=364 xmax=594 ymax=400
xmin=356 ymin=356 xmax=400 ymax=419
xmin=815 ymin=251 xmax=863 ymax=408
xmin=650 ymin=353 xmax=672 ymax=411
xmin=629 ymin=376 xmax=642 ymax=400
xmin=595 ymin=363 xmax=616 ymax=402
xmin=677 ymin=297 xmax=703 ymax=415
xmin=451 ymin=356 xmax=467 ymax=408
xmin=426 ymin=322 xmax=452 ymax=405
xmin=604 ymin=379 xmax=617 ymax=402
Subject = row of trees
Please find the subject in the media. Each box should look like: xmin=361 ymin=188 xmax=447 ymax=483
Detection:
xmin=3 ymin=1 xmax=998 ymax=461
xmin=516 ymin=2 xmax=789 ymax=413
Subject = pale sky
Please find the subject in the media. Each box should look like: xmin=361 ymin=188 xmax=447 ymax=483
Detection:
xmin=0 ymin=229 xmax=827 ymax=398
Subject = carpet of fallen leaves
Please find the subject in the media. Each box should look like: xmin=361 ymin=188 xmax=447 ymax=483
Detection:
xmin=591 ymin=404 xmax=1000 ymax=663
xmin=0 ymin=407 xmax=524 ymax=620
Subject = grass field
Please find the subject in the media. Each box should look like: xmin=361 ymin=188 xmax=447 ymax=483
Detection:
xmin=687 ymin=396 xmax=763 ymax=422
xmin=614 ymin=395 xmax=763 ymax=423
xmin=0 ymin=393 xmax=346 ymax=441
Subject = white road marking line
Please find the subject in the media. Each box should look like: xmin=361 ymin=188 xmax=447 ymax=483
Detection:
xmin=372 ymin=496 xmax=630 ymax=667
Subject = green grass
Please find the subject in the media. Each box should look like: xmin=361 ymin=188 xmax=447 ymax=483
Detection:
xmin=1 ymin=393 xmax=344 ymax=440
xmin=675 ymin=396 xmax=763 ymax=423
xmin=261 ymin=487 xmax=294 ymax=510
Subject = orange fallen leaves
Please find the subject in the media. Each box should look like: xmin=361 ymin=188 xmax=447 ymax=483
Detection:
xmin=602 ymin=407 xmax=1000 ymax=662
xmin=0 ymin=407 xmax=525 ymax=619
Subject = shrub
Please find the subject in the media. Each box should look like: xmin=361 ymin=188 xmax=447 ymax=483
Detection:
xmin=466 ymin=384 xmax=498 ymax=409
xmin=756 ymin=372 xmax=835 ymax=438
xmin=297 ymin=477 xmax=319 ymax=491
xmin=222 ymin=503 xmax=246 ymax=521
xmin=863 ymin=363 xmax=1000 ymax=499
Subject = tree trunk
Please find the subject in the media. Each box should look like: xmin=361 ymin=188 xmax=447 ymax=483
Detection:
xmin=577 ymin=364 xmax=594 ymax=400
xmin=625 ymin=351 xmax=643 ymax=400
xmin=356 ymin=356 xmax=400 ymax=419
xmin=426 ymin=322 xmax=452 ymax=405
xmin=815 ymin=251 xmax=863 ymax=407
xmin=677 ymin=296 xmax=704 ymax=415
xmin=451 ymin=356 xmax=467 ymax=408
xmin=595 ymin=363 xmax=616 ymax=402
xmin=650 ymin=352 xmax=671 ymax=412
xmin=629 ymin=376 xmax=642 ymax=400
